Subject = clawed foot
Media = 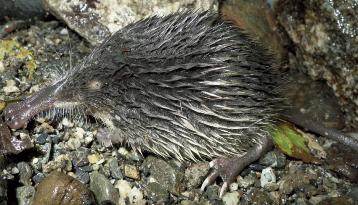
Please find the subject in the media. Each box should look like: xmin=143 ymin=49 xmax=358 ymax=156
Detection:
xmin=200 ymin=140 xmax=272 ymax=198
xmin=200 ymin=157 xmax=248 ymax=198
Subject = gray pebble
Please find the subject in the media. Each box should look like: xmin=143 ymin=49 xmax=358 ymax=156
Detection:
xmin=90 ymin=172 xmax=119 ymax=204
xmin=32 ymin=173 xmax=45 ymax=184
xmin=259 ymin=150 xmax=286 ymax=168
xmin=71 ymin=147 xmax=90 ymax=167
xmin=144 ymin=156 xmax=184 ymax=195
xmin=16 ymin=186 xmax=35 ymax=205
xmin=17 ymin=162 xmax=32 ymax=186
xmin=109 ymin=159 xmax=123 ymax=179
xmin=36 ymin=133 xmax=48 ymax=145
xmin=75 ymin=167 xmax=90 ymax=184
xmin=146 ymin=182 xmax=170 ymax=203
xmin=260 ymin=167 xmax=276 ymax=188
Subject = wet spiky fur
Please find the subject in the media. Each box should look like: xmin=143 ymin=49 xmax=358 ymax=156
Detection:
xmin=6 ymin=11 xmax=283 ymax=161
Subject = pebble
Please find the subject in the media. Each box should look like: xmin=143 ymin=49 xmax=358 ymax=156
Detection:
xmin=109 ymin=159 xmax=123 ymax=179
xmin=88 ymin=153 xmax=101 ymax=164
xmin=36 ymin=134 xmax=48 ymax=145
xmin=32 ymin=171 xmax=95 ymax=205
xmin=144 ymin=156 xmax=184 ymax=195
xmin=3 ymin=80 xmax=20 ymax=94
xmin=259 ymin=150 xmax=286 ymax=168
xmin=260 ymin=167 xmax=276 ymax=188
xmin=71 ymin=147 xmax=90 ymax=167
xmin=124 ymin=164 xmax=140 ymax=180
xmin=128 ymin=186 xmax=146 ymax=205
xmin=17 ymin=162 xmax=32 ymax=186
xmin=185 ymin=162 xmax=209 ymax=189
xmin=72 ymin=127 xmax=85 ymax=139
xmin=229 ymin=183 xmax=238 ymax=192
xmin=66 ymin=137 xmax=81 ymax=150
xmin=146 ymin=182 xmax=170 ymax=203
xmin=59 ymin=28 xmax=69 ymax=35
xmin=118 ymin=147 xmax=129 ymax=157
xmin=90 ymin=172 xmax=119 ymax=204
xmin=222 ymin=191 xmax=241 ymax=205
xmin=75 ymin=167 xmax=90 ymax=184
xmin=32 ymin=173 xmax=45 ymax=184
xmin=0 ymin=61 xmax=4 ymax=72
xmin=115 ymin=179 xmax=132 ymax=201
xmin=237 ymin=172 xmax=256 ymax=188
xmin=16 ymin=186 xmax=35 ymax=205
xmin=61 ymin=118 xmax=74 ymax=127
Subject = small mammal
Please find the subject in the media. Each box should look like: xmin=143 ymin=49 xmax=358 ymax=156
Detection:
xmin=3 ymin=11 xmax=358 ymax=197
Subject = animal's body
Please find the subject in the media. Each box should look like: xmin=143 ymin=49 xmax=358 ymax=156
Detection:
xmin=7 ymin=11 xmax=355 ymax=196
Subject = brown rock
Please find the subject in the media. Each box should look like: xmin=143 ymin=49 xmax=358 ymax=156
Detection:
xmin=32 ymin=171 xmax=96 ymax=205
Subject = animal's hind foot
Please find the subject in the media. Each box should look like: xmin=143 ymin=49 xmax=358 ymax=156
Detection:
xmin=200 ymin=157 xmax=251 ymax=198
xmin=200 ymin=138 xmax=273 ymax=198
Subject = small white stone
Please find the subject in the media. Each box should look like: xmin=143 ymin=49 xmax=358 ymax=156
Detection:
xmin=229 ymin=182 xmax=238 ymax=191
xmin=3 ymin=80 xmax=19 ymax=94
xmin=115 ymin=179 xmax=132 ymax=200
xmin=128 ymin=187 xmax=145 ymax=205
xmin=118 ymin=147 xmax=129 ymax=156
xmin=60 ymin=28 xmax=69 ymax=35
xmin=61 ymin=118 xmax=74 ymax=127
xmin=222 ymin=191 xmax=240 ymax=205
xmin=67 ymin=137 xmax=81 ymax=150
xmin=260 ymin=167 xmax=276 ymax=188
xmin=72 ymin=127 xmax=85 ymax=139
xmin=0 ymin=61 xmax=5 ymax=72
xmin=11 ymin=167 xmax=19 ymax=174
xmin=84 ymin=136 xmax=94 ymax=144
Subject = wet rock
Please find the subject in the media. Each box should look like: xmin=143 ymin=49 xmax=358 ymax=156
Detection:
xmin=316 ymin=197 xmax=356 ymax=205
xmin=222 ymin=191 xmax=241 ymax=205
xmin=244 ymin=188 xmax=273 ymax=205
xmin=32 ymin=171 xmax=96 ymax=205
xmin=35 ymin=133 xmax=48 ymax=145
xmin=275 ymin=0 xmax=358 ymax=128
xmin=260 ymin=167 xmax=276 ymax=188
xmin=259 ymin=150 xmax=287 ymax=168
xmin=90 ymin=172 xmax=119 ymax=204
xmin=278 ymin=172 xmax=317 ymax=194
xmin=237 ymin=172 xmax=256 ymax=188
xmin=185 ymin=162 xmax=209 ymax=189
xmin=204 ymin=184 xmax=221 ymax=201
xmin=32 ymin=172 xmax=45 ymax=184
xmin=146 ymin=182 xmax=170 ymax=203
xmin=42 ymin=0 xmax=219 ymax=45
xmin=143 ymin=156 xmax=184 ymax=195
xmin=75 ymin=167 xmax=90 ymax=184
xmin=347 ymin=186 xmax=358 ymax=202
xmin=128 ymin=186 xmax=146 ymax=205
xmin=17 ymin=162 xmax=32 ymax=186
xmin=324 ymin=143 xmax=358 ymax=182
xmin=124 ymin=164 xmax=140 ymax=180
xmin=71 ymin=147 xmax=90 ymax=167
xmin=88 ymin=153 xmax=101 ymax=164
xmin=109 ymin=158 xmax=123 ymax=180
xmin=16 ymin=186 xmax=35 ymax=205
xmin=0 ymin=118 xmax=33 ymax=155
xmin=0 ymin=0 xmax=46 ymax=22
xmin=115 ymin=179 xmax=132 ymax=204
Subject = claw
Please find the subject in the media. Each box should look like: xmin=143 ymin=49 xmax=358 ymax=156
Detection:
xmin=200 ymin=137 xmax=272 ymax=198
